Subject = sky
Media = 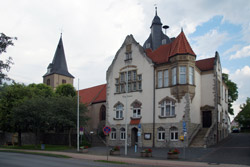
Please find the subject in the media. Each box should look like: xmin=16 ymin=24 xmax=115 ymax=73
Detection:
xmin=1 ymin=0 xmax=250 ymax=119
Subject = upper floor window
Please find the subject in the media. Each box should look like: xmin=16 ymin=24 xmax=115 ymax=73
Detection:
xmin=160 ymin=98 xmax=176 ymax=117
xmin=172 ymin=67 xmax=176 ymax=85
xmin=189 ymin=67 xmax=194 ymax=85
xmin=114 ymin=103 xmax=123 ymax=119
xmin=125 ymin=44 xmax=132 ymax=61
xmin=115 ymin=71 xmax=142 ymax=93
xmin=164 ymin=69 xmax=169 ymax=87
xmin=131 ymin=100 xmax=142 ymax=118
xmin=179 ymin=66 xmax=186 ymax=84
xmin=158 ymin=71 xmax=163 ymax=88
xmin=62 ymin=79 xmax=66 ymax=84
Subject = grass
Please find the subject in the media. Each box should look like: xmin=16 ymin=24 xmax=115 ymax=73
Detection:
xmin=0 ymin=150 xmax=71 ymax=158
xmin=95 ymin=160 xmax=128 ymax=164
xmin=0 ymin=145 xmax=72 ymax=151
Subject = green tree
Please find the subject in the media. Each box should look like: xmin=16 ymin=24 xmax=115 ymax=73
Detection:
xmin=222 ymin=73 xmax=238 ymax=115
xmin=12 ymin=97 xmax=51 ymax=147
xmin=0 ymin=33 xmax=17 ymax=84
xmin=49 ymin=96 xmax=88 ymax=147
xmin=28 ymin=83 xmax=54 ymax=98
xmin=55 ymin=84 xmax=76 ymax=97
xmin=235 ymin=97 xmax=250 ymax=128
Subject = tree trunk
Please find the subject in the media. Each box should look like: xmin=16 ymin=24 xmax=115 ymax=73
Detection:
xmin=68 ymin=128 xmax=72 ymax=147
xmin=18 ymin=130 xmax=22 ymax=147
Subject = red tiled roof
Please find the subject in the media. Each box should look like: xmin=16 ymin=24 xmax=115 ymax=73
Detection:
xmin=196 ymin=57 xmax=215 ymax=71
xmin=146 ymin=31 xmax=196 ymax=64
xmin=130 ymin=119 xmax=140 ymax=125
xmin=78 ymin=84 xmax=106 ymax=105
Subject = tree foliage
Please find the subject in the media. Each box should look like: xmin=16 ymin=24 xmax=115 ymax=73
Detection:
xmin=0 ymin=83 xmax=88 ymax=146
xmin=0 ymin=33 xmax=17 ymax=85
xmin=55 ymin=84 xmax=76 ymax=97
xmin=235 ymin=97 xmax=250 ymax=128
xmin=222 ymin=73 xmax=238 ymax=115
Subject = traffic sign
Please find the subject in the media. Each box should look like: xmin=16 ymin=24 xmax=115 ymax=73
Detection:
xmin=137 ymin=132 xmax=141 ymax=136
xmin=138 ymin=124 xmax=141 ymax=129
xmin=183 ymin=121 xmax=187 ymax=132
xmin=103 ymin=126 xmax=111 ymax=135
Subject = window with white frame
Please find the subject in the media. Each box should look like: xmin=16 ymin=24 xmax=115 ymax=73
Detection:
xmin=189 ymin=66 xmax=194 ymax=85
xmin=179 ymin=66 xmax=186 ymax=84
xmin=111 ymin=128 xmax=116 ymax=140
xmin=132 ymin=70 xmax=137 ymax=81
xmin=160 ymin=100 xmax=175 ymax=117
xmin=170 ymin=127 xmax=178 ymax=141
xmin=120 ymin=128 xmax=126 ymax=140
xmin=158 ymin=71 xmax=163 ymax=88
xmin=115 ymin=103 xmax=123 ymax=119
xmin=164 ymin=69 xmax=169 ymax=87
xmin=131 ymin=100 xmax=142 ymax=118
xmin=157 ymin=127 xmax=165 ymax=141
xmin=172 ymin=67 xmax=176 ymax=85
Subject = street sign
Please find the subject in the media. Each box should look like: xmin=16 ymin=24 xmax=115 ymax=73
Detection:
xmin=138 ymin=124 xmax=141 ymax=129
xmin=137 ymin=131 xmax=141 ymax=137
xmin=103 ymin=126 xmax=111 ymax=135
xmin=80 ymin=127 xmax=84 ymax=135
xmin=183 ymin=121 xmax=187 ymax=132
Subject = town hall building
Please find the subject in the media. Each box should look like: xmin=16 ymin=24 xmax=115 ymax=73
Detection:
xmin=105 ymin=9 xmax=230 ymax=148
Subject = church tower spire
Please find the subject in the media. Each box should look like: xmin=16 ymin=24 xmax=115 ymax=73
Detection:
xmin=43 ymin=35 xmax=74 ymax=89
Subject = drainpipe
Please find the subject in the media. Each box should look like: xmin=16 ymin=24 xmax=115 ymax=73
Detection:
xmin=153 ymin=66 xmax=156 ymax=147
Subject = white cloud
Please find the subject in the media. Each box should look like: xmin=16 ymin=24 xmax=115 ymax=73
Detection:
xmin=192 ymin=29 xmax=228 ymax=59
xmin=230 ymin=45 xmax=250 ymax=60
xmin=230 ymin=66 xmax=250 ymax=116
xmin=222 ymin=68 xmax=230 ymax=74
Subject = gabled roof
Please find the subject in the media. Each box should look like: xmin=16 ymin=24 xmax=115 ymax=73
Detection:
xmin=43 ymin=36 xmax=74 ymax=78
xmin=196 ymin=57 xmax=215 ymax=71
xmin=79 ymin=84 xmax=106 ymax=105
xmin=146 ymin=31 xmax=196 ymax=64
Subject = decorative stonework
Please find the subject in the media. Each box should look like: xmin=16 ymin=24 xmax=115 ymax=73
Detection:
xmin=170 ymin=85 xmax=195 ymax=102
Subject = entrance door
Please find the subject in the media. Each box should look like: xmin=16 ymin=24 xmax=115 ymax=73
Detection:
xmin=131 ymin=128 xmax=138 ymax=146
xmin=203 ymin=111 xmax=212 ymax=128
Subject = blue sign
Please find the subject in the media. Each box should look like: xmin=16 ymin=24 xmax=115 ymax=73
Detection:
xmin=183 ymin=121 xmax=187 ymax=132
xmin=138 ymin=124 xmax=141 ymax=129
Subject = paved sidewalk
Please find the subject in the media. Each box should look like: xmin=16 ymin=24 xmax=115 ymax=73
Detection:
xmin=0 ymin=148 xmax=248 ymax=167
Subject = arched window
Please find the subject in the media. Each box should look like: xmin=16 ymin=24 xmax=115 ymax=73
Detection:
xmin=111 ymin=128 xmax=116 ymax=140
xmin=114 ymin=102 xmax=124 ymax=119
xmin=120 ymin=128 xmax=126 ymax=140
xmin=131 ymin=100 xmax=142 ymax=118
xmin=170 ymin=127 xmax=178 ymax=141
xmin=100 ymin=105 xmax=106 ymax=121
xmin=157 ymin=127 xmax=165 ymax=141
xmin=159 ymin=97 xmax=176 ymax=117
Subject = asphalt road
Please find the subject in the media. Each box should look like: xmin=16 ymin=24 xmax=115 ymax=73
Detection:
xmin=198 ymin=133 xmax=250 ymax=165
xmin=0 ymin=152 xmax=153 ymax=167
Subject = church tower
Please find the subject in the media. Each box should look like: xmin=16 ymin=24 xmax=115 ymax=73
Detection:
xmin=43 ymin=35 xmax=74 ymax=89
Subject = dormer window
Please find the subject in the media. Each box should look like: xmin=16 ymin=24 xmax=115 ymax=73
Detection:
xmin=146 ymin=43 xmax=150 ymax=49
xmin=162 ymin=39 xmax=167 ymax=45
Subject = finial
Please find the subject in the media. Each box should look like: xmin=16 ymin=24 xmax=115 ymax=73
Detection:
xmin=181 ymin=27 xmax=183 ymax=32
xmin=154 ymin=4 xmax=157 ymax=16
xmin=60 ymin=27 xmax=63 ymax=38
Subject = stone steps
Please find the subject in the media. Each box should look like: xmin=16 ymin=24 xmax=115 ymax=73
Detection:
xmin=190 ymin=128 xmax=208 ymax=147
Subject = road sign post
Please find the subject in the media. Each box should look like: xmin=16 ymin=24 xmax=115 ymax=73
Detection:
xmin=103 ymin=126 xmax=111 ymax=161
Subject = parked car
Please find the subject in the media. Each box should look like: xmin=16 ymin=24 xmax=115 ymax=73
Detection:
xmin=232 ymin=128 xmax=240 ymax=133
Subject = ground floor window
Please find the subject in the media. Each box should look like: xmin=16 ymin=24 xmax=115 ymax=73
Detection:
xmin=170 ymin=127 xmax=178 ymax=141
xmin=157 ymin=127 xmax=165 ymax=141
xmin=120 ymin=128 xmax=126 ymax=140
xmin=111 ymin=128 xmax=116 ymax=140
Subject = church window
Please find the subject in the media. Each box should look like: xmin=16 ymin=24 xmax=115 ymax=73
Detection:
xmin=47 ymin=79 xmax=50 ymax=86
xmin=62 ymin=79 xmax=66 ymax=84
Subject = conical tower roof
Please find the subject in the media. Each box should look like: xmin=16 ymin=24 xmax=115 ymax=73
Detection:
xmin=43 ymin=35 xmax=74 ymax=78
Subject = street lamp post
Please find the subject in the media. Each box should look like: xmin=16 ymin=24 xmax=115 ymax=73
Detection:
xmin=77 ymin=78 xmax=80 ymax=152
